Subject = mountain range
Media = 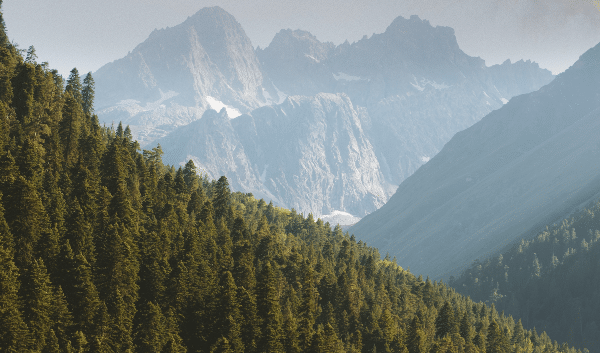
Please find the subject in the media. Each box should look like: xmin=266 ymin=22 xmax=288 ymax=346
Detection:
xmin=94 ymin=6 xmax=554 ymax=221
xmin=350 ymin=41 xmax=600 ymax=279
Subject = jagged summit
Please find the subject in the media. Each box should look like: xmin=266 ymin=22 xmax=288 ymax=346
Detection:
xmin=94 ymin=8 xmax=555 ymax=220
xmin=94 ymin=6 xmax=265 ymax=146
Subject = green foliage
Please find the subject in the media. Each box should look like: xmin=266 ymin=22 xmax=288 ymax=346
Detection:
xmin=0 ymin=24 xmax=582 ymax=353
xmin=452 ymin=200 xmax=600 ymax=352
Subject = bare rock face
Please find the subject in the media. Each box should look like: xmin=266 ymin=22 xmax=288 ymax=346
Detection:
xmin=350 ymin=43 xmax=600 ymax=279
xmin=159 ymin=93 xmax=395 ymax=217
xmin=94 ymin=6 xmax=266 ymax=146
xmin=94 ymin=9 xmax=555 ymax=224
xmin=257 ymin=29 xmax=337 ymax=97
xmin=258 ymin=15 xmax=555 ymax=187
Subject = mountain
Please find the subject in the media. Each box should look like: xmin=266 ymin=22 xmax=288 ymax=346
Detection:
xmin=350 ymin=41 xmax=600 ymax=279
xmin=94 ymin=6 xmax=267 ymax=146
xmin=450 ymin=199 xmax=600 ymax=351
xmin=96 ymin=9 xmax=554 ymax=221
xmin=159 ymin=93 xmax=395 ymax=218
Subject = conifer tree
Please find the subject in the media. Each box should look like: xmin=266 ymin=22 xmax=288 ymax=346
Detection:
xmin=135 ymin=301 xmax=166 ymax=353
xmin=486 ymin=321 xmax=509 ymax=353
xmin=0 ymin=192 xmax=13 ymax=252
xmin=298 ymin=260 xmax=318 ymax=351
xmin=6 ymin=175 xmax=47 ymax=268
xmin=436 ymin=301 xmax=456 ymax=338
xmin=407 ymin=316 xmax=426 ymax=353
xmin=50 ymin=286 xmax=73 ymax=351
xmin=70 ymin=254 xmax=100 ymax=334
xmin=257 ymin=262 xmax=284 ymax=353
xmin=82 ymin=72 xmax=94 ymax=116
xmin=65 ymin=68 xmax=83 ymax=105
xmin=43 ymin=329 xmax=61 ymax=353
xmin=283 ymin=303 xmax=300 ymax=353
xmin=213 ymin=176 xmax=231 ymax=223
xmin=22 ymin=258 xmax=54 ymax=351
xmin=0 ymin=241 xmax=30 ymax=351
xmin=213 ymin=271 xmax=244 ymax=353
xmin=238 ymin=286 xmax=259 ymax=353
xmin=60 ymin=92 xmax=82 ymax=167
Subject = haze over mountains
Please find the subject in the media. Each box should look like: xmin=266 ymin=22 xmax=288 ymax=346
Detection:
xmin=94 ymin=6 xmax=554 ymax=221
xmin=350 ymin=42 xmax=600 ymax=279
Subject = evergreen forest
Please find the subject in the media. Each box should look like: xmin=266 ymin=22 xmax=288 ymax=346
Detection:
xmin=451 ymin=200 xmax=600 ymax=352
xmin=0 ymin=2 xmax=589 ymax=353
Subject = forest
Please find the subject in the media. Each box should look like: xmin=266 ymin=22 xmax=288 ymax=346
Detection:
xmin=450 ymin=200 xmax=600 ymax=351
xmin=0 ymin=2 xmax=590 ymax=353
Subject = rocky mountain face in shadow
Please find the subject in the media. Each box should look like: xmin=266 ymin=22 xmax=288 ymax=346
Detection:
xmin=350 ymin=42 xmax=600 ymax=278
xmin=95 ymin=7 xmax=554 ymax=222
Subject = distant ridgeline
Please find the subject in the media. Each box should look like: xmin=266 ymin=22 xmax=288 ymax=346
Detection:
xmin=0 ymin=4 xmax=586 ymax=353
xmin=450 ymin=200 xmax=600 ymax=352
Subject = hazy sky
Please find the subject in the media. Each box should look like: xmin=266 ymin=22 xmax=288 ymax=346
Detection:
xmin=5 ymin=0 xmax=600 ymax=77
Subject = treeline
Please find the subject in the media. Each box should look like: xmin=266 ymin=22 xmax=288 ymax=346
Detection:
xmin=450 ymin=200 xmax=600 ymax=352
xmin=0 ymin=3 xmax=584 ymax=353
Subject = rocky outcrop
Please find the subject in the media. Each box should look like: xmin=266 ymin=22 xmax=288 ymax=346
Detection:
xmin=94 ymin=6 xmax=266 ymax=146
xmin=94 ymin=8 xmax=555 ymax=222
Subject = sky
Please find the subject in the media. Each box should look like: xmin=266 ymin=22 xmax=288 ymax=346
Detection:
xmin=4 ymin=0 xmax=600 ymax=77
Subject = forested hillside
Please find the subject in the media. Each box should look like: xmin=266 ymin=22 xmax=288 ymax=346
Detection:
xmin=451 ymin=200 xmax=600 ymax=352
xmin=0 ymin=3 xmax=585 ymax=353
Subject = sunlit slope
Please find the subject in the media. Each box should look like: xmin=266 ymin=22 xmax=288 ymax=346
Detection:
xmin=350 ymin=42 xmax=600 ymax=279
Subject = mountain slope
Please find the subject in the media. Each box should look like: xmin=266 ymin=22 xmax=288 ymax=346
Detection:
xmin=450 ymin=200 xmax=600 ymax=351
xmin=159 ymin=93 xmax=395 ymax=218
xmin=350 ymin=41 xmax=600 ymax=279
xmin=95 ymin=8 xmax=553 ymax=221
xmin=94 ymin=6 xmax=267 ymax=146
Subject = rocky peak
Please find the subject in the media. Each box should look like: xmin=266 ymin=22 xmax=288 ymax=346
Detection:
xmin=262 ymin=29 xmax=334 ymax=63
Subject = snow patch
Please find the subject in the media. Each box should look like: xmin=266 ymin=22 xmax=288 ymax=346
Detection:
xmin=420 ymin=156 xmax=431 ymax=163
xmin=411 ymin=76 xmax=450 ymax=91
xmin=501 ymin=98 xmax=509 ymax=104
xmin=206 ymin=96 xmax=241 ymax=119
xmin=320 ymin=210 xmax=362 ymax=226
xmin=305 ymin=54 xmax=320 ymax=63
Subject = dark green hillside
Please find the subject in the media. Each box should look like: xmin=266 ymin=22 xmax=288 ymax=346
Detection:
xmin=451 ymin=200 xmax=600 ymax=352
xmin=0 ymin=3 xmax=584 ymax=353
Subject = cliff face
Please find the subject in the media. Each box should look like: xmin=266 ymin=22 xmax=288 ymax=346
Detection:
xmin=94 ymin=7 xmax=266 ymax=146
xmin=95 ymin=9 xmax=555 ymax=223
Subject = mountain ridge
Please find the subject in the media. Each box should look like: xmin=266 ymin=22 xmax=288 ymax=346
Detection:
xmin=350 ymin=41 xmax=600 ymax=279
xmin=94 ymin=7 xmax=554 ymax=220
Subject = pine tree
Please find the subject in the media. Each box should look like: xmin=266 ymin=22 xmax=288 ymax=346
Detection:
xmin=60 ymin=92 xmax=83 ymax=168
xmin=22 ymin=259 xmax=54 ymax=351
xmin=6 ymin=175 xmax=47 ymax=268
xmin=283 ymin=303 xmax=300 ymax=353
xmin=81 ymin=72 xmax=94 ymax=116
xmin=65 ymin=68 xmax=82 ymax=105
xmin=70 ymin=254 xmax=100 ymax=334
xmin=406 ymin=316 xmax=426 ymax=353
xmin=135 ymin=301 xmax=166 ymax=353
xmin=298 ymin=260 xmax=317 ymax=351
xmin=213 ymin=176 xmax=231 ymax=223
xmin=238 ymin=286 xmax=259 ymax=353
xmin=486 ymin=320 xmax=509 ymax=353
xmin=257 ymin=262 xmax=284 ymax=353
xmin=50 ymin=286 xmax=73 ymax=351
xmin=0 ymin=241 xmax=30 ymax=351
xmin=436 ymin=301 xmax=456 ymax=338
xmin=213 ymin=271 xmax=244 ymax=353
